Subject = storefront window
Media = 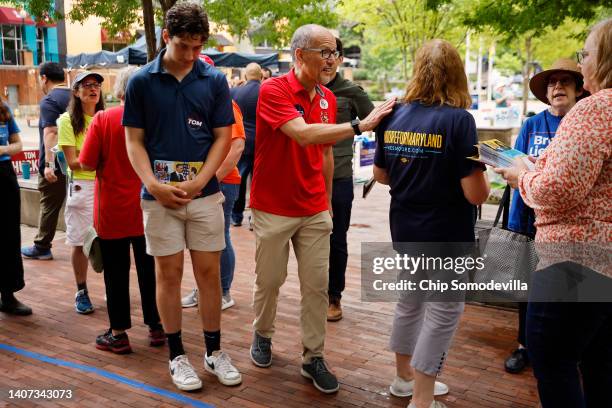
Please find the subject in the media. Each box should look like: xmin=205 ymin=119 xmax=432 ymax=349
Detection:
xmin=1 ymin=24 xmax=23 ymax=65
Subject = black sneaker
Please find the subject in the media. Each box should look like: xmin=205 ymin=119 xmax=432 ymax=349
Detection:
xmin=504 ymin=347 xmax=529 ymax=374
xmin=96 ymin=329 xmax=132 ymax=354
xmin=250 ymin=331 xmax=272 ymax=367
xmin=301 ymin=357 xmax=339 ymax=394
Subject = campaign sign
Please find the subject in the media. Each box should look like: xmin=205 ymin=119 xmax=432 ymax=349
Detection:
xmin=360 ymin=140 xmax=376 ymax=167
xmin=12 ymin=150 xmax=39 ymax=177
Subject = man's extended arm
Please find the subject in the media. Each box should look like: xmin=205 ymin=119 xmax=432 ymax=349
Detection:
xmin=279 ymin=98 xmax=395 ymax=147
xmin=43 ymin=126 xmax=59 ymax=182
xmin=43 ymin=126 xmax=58 ymax=162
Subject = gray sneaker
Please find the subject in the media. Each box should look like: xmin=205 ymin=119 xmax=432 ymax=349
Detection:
xmin=301 ymin=357 xmax=339 ymax=394
xmin=221 ymin=294 xmax=235 ymax=310
xmin=181 ymin=289 xmax=198 ymax=308
xmin=250 ymin=332 xmax=272 ymax=367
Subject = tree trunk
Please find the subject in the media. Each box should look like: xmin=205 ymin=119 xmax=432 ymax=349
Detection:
xmin=55 ymin=0 xmax=68 ymax=67
xmin=159 ymin=0 xmax=177 ymax=17
xmin=142 ymin=0 xmax=156 ymax=62
xmin=522 ymin=36 xmax=532 ymax=117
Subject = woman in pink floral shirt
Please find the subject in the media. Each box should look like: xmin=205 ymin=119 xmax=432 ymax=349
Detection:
xmin=496 ymin=18 xmax=611 ymax=408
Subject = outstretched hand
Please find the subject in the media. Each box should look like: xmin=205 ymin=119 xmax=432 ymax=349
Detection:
xmin=359 ymin=98 xmax=397 ymax=132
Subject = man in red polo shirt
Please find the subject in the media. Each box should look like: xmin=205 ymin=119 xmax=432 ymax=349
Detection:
xmin=249 ymin=23 xmax=395 ymax=394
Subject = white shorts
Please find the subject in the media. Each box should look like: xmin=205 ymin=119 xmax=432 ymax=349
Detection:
xmin=64 ymin=179 xmax=95 ymax=247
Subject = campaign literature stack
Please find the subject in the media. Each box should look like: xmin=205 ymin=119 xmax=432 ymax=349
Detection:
xmin=469 ymin=139 xmax=534 ymax=170
xmin=154 ymin=160 xmax=203 ymax=185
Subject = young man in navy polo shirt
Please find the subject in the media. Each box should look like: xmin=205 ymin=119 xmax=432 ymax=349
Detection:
xmin=123 ymin=3 xmax=241 ymax=392
xmin=248 ymin=23 xmax=395 ymax=394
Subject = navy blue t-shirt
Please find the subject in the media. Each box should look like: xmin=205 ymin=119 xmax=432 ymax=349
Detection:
xmin=0 ymin=105 xmax=20 ymax=162
xmin=374 ymin=102 xmax=484 ymax=242
xmin=230 ymin=80 xmax=260 ymax=156
xmin=122 ymin=49 xmax=235 ymax=200
xmin=38 ymin=87 xmax=71 ymax=168
xmin=508 ymin=109 xmax=562 ymax=236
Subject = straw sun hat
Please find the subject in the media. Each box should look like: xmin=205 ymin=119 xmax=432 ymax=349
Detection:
xmin=529 ymin=58 xmax=588 ymax=104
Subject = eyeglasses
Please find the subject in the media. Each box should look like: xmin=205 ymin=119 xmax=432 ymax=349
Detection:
xmin=576 ymin=49 xmax=592 ymax=64
xmin=80 ymin=82 xmax=101 ymax=90
xmin=547 ymin=77 xmax=574 ymax=87
xmin=302 ymin=48 xmax=341 ymax=60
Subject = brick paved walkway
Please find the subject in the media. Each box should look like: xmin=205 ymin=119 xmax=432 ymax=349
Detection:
xmin=1 ymin=184 xmax=538 ymax=407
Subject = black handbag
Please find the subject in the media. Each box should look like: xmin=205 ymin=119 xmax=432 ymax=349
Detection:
xmin=470 ymin=185 xmax=538 ymax=302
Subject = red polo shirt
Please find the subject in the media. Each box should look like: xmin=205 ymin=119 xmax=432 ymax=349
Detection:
xmin=250 ymin=69 xmax=337 ymax=217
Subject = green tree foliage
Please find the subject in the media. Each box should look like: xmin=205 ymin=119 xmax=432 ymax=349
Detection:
xmin=7 ymin=0 xmax=57 ymax=22
xmin=15 ymin=0 xmax=337 ymax=60
xmin=464 ymin=0 xmax=610 ymax=114
xmin=68 ymin=0 xmax=142 ymax=36
xmin=463 ymin=0 xmax=610 ymax=38
xmin=495 ymin=19 xmax=589 ymax=74
xmin=67 ymin=0 xmax=177 ymax=60
xmin=203 ymin=0 xmax=338 ymax=48
xmin=9 ymin=0 xmax=168 ymax=61
xmin=339 ymin=0 xmax=467 ymax=80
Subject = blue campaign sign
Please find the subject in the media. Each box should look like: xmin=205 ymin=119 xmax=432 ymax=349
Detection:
xmin=360 ymin=139 xmax=376 ymax=167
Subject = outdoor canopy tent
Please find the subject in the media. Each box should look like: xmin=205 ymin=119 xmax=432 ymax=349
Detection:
xmin=67 ymin=28 xmax=278 ymax=68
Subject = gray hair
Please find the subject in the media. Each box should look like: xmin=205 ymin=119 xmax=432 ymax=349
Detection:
xmin=290 ymin=24 xmax=328 ymax=62
xmin=114 ymin=66 xmax=139 ymax=100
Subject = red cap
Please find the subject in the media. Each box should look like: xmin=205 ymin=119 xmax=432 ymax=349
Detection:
xmin=199 ymin=54 xmax=214 ymax=66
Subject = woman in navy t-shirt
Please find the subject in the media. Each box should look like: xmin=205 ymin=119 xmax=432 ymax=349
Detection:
xmin=374 ymin=40 xmax=489 ymax=408
xmin=0 ymin=102 xmax=31 ymax=315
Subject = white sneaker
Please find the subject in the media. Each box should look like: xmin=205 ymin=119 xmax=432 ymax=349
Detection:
xmin=221 ymin=294 xmax=235 ymax=310
xmin=169 ymin=355 xmax=202 ymax=391
xmin=407 ymin=401 xmax=447 ymax=408
xmin=390 ymin=376 xmax=449 ymax=397
xmin=181 ymin=289 xmax=198 ymax=308
xmin=204 ymin=350 xmax=242 ymax=386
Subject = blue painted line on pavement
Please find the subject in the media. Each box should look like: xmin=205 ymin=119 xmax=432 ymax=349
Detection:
xmin=0 ymin=342 xmax=214 ymax=408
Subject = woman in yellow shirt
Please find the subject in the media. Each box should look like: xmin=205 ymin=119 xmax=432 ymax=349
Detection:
xmin=58 ymin=71 xmax=104 ymax=314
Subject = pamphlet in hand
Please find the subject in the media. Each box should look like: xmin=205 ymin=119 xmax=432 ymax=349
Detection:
xmin=154 ymin=160 xmax=203 ymax=186
xmin=468 ymin=139 xmax=534 ymax=170
xmin=51 ymin=145 xmax=68 ymax=175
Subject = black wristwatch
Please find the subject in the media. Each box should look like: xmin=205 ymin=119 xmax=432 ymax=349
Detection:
xmin=350 ymin=118 xmax=362 ymax=135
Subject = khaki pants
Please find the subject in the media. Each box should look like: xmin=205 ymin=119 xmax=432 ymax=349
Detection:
xmin=252 ymin=209 xmax=332 ymax=362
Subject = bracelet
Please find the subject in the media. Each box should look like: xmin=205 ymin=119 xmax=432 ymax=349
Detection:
xmin=45 ymin=161 xmax=56 ymax=170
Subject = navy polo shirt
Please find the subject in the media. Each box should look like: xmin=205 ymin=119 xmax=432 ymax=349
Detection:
xmin=122 ymin=49 xmax=235 ymax=200
xmin=374 ymin=102 xmax=484 ymax=243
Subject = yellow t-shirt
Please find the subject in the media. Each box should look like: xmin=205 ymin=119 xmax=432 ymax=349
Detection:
xmin=57 ymin=112 xmax=95 ymax=180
